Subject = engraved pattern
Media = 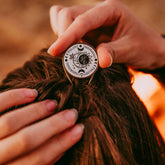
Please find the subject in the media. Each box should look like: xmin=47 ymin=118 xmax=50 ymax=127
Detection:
xmin=63 ymin=43 xmax=98 ymax=78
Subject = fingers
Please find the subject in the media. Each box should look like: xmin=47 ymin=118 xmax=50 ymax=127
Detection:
xmin=11 ymin=124 xmax=84 ymax=165
xmin=48 ymin=0 xmax=121 ymax=56
xmin=97 ymin=45 xmax=113 ymax=68
xmin=97 ymin=37 xmax=135 ymax=68
xmin=50 ymin=5 xmax=94 ymax=37
xmin=0 ymin=88 xmax=38 ymax=113
xmin=0 ymin=100 xmax=57 ymax=139
xmin=52 ymin=7 xmax=73 ymax=37
xmin=0 ymin=109 xmax=78 ymax=164
xmin=48 ymin=4 xmax=107 ymax=56
xmin=49 ymin=6 xmax=63 ymax=36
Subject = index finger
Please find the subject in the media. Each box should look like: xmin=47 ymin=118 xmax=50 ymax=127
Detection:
xmin=48 ymin=1 xmax=120 ymax=56
xmin=0 ymin=88 xmax=38 ymax=113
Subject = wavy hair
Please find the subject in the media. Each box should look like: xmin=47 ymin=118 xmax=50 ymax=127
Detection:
xmin=0 ymin=49 xmax=164 ymax=165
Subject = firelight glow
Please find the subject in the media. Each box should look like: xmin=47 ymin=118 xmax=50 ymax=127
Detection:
xmin=132 ymin=73 xmax=160 ymax=102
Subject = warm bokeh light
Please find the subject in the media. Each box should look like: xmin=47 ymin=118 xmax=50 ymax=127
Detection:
xmin=132 ymin=72 xmax=165 ymax=140
xmin=132 ymin=73 xmax=160 ymax=101
xmin=0 ymin=0 xmax=165 ymax=141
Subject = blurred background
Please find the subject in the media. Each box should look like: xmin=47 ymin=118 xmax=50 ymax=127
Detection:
xmin=0 ymin=0 xmax=165 ymax=140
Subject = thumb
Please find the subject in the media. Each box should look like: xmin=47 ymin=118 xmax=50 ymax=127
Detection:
xmin=96 ymin=38 xmax=130 ymax=68
xmin=96 ymin=43 xmax=113 ymax=68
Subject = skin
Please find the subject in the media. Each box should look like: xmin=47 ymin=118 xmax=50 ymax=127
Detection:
xmin=0 ymin=88 xmax=84 ymax=165
xmin=1 ymin=0 xmax=165 ymax=164
xmin=48 ymin=0 xmax=165 ymax=70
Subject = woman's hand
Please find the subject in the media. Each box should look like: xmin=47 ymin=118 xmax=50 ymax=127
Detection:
xmin=0 ymin=88 xmax=84 ymax=165
xmin=48 ymin=0 xmax=165 ymax=69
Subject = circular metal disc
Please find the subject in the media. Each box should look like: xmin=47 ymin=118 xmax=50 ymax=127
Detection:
xmin=63 ymin=43 xmax=98 ymax=79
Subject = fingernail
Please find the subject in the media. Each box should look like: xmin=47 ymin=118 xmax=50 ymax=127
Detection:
xmin=45 ymin=100 xmax=58 ymax=111
xmin=97 ymin=46 xmax=113 ymax=68
xmin=47 ymin=44 xmax=54 ymax=55
xmin=107 ymin=53 xmax=113 ymax=67
xmin=48 ymin=41 xmax=58 ymax=55
xmin=71 ymin=124 xmax=85 ymax=137
xmin=24 ymin=89 xmax=38 ymax=98
xmin=63 ymin=109 xmax=78 ymax=122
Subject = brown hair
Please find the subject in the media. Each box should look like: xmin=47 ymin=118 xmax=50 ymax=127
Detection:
xmin=0 ymin=49 xmax=164 ymax=165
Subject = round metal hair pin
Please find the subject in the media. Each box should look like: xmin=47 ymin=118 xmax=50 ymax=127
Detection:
xmin=63 ymin=43 xmax=98 ymax=83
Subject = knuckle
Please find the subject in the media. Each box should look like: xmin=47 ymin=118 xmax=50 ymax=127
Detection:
xmin=30 ymin=102 xmax=47 ymax=116
xmin=18 ymin=133 xmax=30 ymax=152
xmin=72 ymin=32 xmax=79 ymax=42
xmin=75 ymin=15 xmax=89 ymax=32
xmin=71 ymin=16 xmax=87 ymax=41
xmin=56 ymin=135 xmax=66 ymax=150
xmin=7 ymin=88 xmax=27 ymax=100
xmin=7 ymin=90 xmax=18 ymax=100
xmin=47 ymin=114 xmax=71 ymax=132
xmin=59 ymin=8 xmax=72 ymax=18
xmin=75 ymin=15 xmax=86 ymax=26
xmin=50 ymin=5 xmax=62 ymax=13
xmin=0 ymin=117 xmax=13 ymax=134
xmin=47 ymin=117 xmax=57 ymax=130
